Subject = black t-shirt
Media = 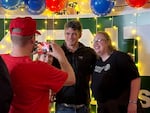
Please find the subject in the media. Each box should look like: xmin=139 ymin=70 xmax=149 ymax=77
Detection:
xmin=91 ymin=51 xmax=140 ymax=103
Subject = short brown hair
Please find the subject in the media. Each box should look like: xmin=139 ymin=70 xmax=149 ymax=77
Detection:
xmin=64 ymin=20 xmax=82 ymax=33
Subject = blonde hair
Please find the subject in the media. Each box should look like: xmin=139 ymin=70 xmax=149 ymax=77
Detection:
xmin=96 ymin=31 xmax=116 ymax=52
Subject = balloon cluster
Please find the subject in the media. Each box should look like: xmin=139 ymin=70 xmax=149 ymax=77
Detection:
xmin=90 ymin=0 xmax=148 ymax=16
xmin=0 ymin=0 xmax=67 ymax=15
xmin=0 ymin=0 xmax=46 ymax=14
xmin=0 ymin=0 xmax=148 ymax=16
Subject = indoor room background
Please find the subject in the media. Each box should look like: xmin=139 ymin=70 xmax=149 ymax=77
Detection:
xmin=0 ymin=3 xmax=150 ymax=113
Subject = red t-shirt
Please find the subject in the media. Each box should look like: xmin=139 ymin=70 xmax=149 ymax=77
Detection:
xmin=1 ymin=54 xmax=68 ymax=113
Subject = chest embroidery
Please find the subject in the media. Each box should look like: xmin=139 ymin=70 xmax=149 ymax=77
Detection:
xmin=78 ymin=56 xmax=83 ymax=60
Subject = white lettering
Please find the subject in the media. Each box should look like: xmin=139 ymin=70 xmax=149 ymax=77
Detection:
xmin=139 ymin=89 xmax=150 ymax=108
xmin=94 ymin=64 xmax=110 ymax=73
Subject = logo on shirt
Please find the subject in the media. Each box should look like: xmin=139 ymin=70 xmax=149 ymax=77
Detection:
xmin=78 ymin=56 xmax=83 ymax=60
xmin=94 ymin=64 xmax=110 ymax=73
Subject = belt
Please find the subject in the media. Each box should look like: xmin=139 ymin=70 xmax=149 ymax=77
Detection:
xmin=60 ymin=103 xmax=85 ymax=109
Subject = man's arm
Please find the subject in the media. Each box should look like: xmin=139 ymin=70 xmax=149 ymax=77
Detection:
xmin=40 ymin=42 xmax=75 ymax=86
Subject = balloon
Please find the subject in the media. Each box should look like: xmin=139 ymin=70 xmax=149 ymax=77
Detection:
xmin=26 ymin=0 xmax=45 ymax=15
xmin=126 ymin=0 xmax=148 ymax=8
xmin=23 ymin=0 xmax=28 ymax=5
xmin=0 ymin=0 xmax=22 ymax=10
xmin=90 ymin=0 xmax=114 ymax=16
xmin=46 ymin=0 xmax=67 ymax=12
xmin=77 ymin=0 xmax=92 ymax=14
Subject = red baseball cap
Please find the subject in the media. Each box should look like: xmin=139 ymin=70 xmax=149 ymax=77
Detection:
xmin=9 ymin=17 xmax=41 ymax=36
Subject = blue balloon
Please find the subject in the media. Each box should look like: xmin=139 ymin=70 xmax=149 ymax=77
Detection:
xmin=91 ymin=0 xmax=114 ymax=16
xmin=23 ymin=0 xmax=28 ymax=5
xmin=26 ymin=0 xmax=45 ymax=15
xmin=0 ymin=0 xmax=22 ymax=10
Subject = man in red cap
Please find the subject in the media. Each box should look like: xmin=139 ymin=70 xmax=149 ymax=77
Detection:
xmin=1 ymin=17 xmax=75 ymax=113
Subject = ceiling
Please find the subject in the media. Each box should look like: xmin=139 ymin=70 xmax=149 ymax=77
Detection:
xmin=0 ymin=0 xmax=150 ymax=19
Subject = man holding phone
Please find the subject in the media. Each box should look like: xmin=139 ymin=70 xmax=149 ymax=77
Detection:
xmin=1 ymin=17 xmax=75 ymax=113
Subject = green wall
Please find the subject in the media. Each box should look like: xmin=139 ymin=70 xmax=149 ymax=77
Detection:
xmin=2 ymin=12 xmax=149 ymax=53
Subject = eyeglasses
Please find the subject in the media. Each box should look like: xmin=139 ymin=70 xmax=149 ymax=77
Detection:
xmin=93 ymin=39 xmax=105 ymax=43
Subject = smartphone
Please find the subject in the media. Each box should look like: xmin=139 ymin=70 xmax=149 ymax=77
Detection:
xmin=34 ymin=41 xmax=52 ymax=54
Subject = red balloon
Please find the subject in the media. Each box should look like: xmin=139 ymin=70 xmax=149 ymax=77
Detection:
xmin=126 ymin=0 xmax=148 ymax=8
xmin=46 ymin=0 xmax=67 ymax=12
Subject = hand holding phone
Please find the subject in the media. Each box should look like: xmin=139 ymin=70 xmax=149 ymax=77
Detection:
xmin=34 ymin=41 xmax=52 ymax=54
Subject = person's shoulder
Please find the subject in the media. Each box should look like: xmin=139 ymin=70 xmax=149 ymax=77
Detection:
xmin=0 ymin=54 xmax=10 ymax=57
xmin=79 ymin=43 xmax=95 ymax=52
xmin=113 ymin=50 xmax=132 ymax=62
xmin=84 ymin=46 xmax=94 ymax=50
xmin=15 ymin=60 xmax=52 ymax=71
xmin=78 ymin=43 xmax=96 ymax=56
xmin=82 ymin=46 xmax=96 ymax=55
xmin=0 ymin=54 xmax=12 ymax=61
xmin=113 ymin=50 xmax=128 ymax=57
xmin=17 ymin=60 xmax=46 ymax=67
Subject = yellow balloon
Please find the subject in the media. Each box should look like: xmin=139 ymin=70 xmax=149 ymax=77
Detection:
xmin=77 ymin=0 xmax=92 ymax=14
